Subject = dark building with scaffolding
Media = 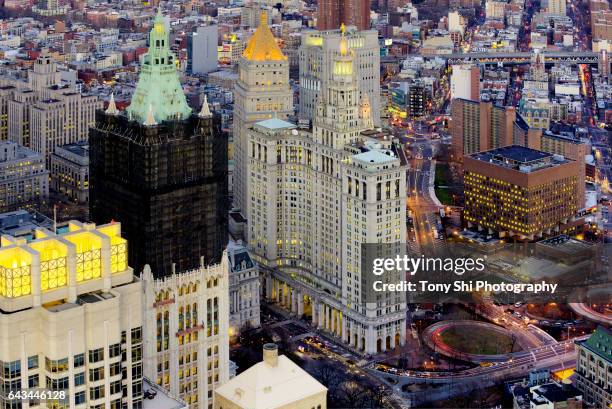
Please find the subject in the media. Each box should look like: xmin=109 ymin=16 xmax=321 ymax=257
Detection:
xmin=89 ymin=109 xmax=228 ymax=278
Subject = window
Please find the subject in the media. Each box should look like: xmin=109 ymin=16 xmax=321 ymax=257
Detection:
xmin=28 ymin=374 xmax=39 ymax=388
xmin=109 ymin=343 xmax=121 ymax=358
xmin=89 ymin=367 xmax=105 ymax=382
xmin=74 ymin=353 xmax=85 ymax=367
xmin=110 ymin=362 xmax=121 ymax=377
xmin=46 ymin=376 xmax=69 ymax=390
xmin=45 ymin=358 xmax=68 ymax=373
xmin=75 ymin=391 xmax=85 ymax=405
xmin=27 ymin=355 xmax=38 ymax=370
xmin=90 ymin=385 xmax=105 ymax=400
xmin=110 ymin=380 xmax=121 ymax=395
xmin=89 ymin=348 xmax=104 ymax=363
xmin=74 ymin=372 xmax=85 ymax=386
xmin=131 ymin=327 xmax=142 ymax=345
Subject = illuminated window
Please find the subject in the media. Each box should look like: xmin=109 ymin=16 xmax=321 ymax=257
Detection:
xmin=0 ymin=263 xmax=31 ymax=298
xmin=110 ymin=242 xmax=127 ymax=273
xmin=76 ymin=248 xmax=102 ymax=282
xmin=40 ymin=256 xmax=67 ymax=291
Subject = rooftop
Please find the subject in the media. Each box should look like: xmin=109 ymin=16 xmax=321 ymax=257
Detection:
xmin=576 ymin=326 xmax=612 ymax=362
xmin=469 ymin=145 xmax=569 ymax=173
xmin=142 ymin=378 xmax=188 ymax=409
xmin=352 ymin=149 xmax=397 ymax=165
xmin=58 ymin=140 xmax=89 ymax=157
xmin=255 ymin=117 xmax=296 ymax=130
xmin=215 ymin=347 xmax=326 ymax=409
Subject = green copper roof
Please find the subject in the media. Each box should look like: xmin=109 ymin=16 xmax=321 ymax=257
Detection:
xmin=127 ymin=10 xmax=191 ymax=124
xmin=580 ymin=326 xmax=612 ymax=361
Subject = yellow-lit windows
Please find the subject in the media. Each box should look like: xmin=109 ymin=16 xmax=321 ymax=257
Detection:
xmin=110 ymin=240 xmax=127 ymax=273
xmin=76 ymin=248 xmax=101 ymax=282
xmin=40 ymin=256 xmax=67 ymax=291
xmin=0 ymin=248 xmax=32 ymax=298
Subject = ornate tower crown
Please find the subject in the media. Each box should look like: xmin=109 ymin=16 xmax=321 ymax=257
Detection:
xmin=333 ymin=27 xmax=354 ymax=79
xmin=242 ymin=11 xmax=287 ymax=61
xmin=126 ymin=9 xmax=191 ymax=124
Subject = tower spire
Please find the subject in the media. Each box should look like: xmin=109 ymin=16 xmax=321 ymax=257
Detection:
xmin=144 ymin=104 xmax=157 ymax=126
xmin=198 ymin=95 xmax=212 ymax=118
xmin=105 ymin=93 xmax=118 ymax=115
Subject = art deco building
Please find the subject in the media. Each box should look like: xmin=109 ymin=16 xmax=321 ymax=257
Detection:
xmin=141 ymin=255 xmax=230 ymax=408
xmin=574 ymin=326 xmax=612 ymax=408
xmin=450 ymin=98 xmax=517 ymax=160
xmin=299 ymin=28 xmax=381 ymax=126
xmin=214 ymin=344 xmax=327 ymax=409
xmin=233 ymin=12 xmax=293 ymax=217
xmin=463 ymin=145 xmax=580 ymax=240
xmin=89 ymin=11 xmax=228 ymax=277
xmin=0 ymin=220 xmax=144 ymax=409
xmin=248 ymin=36 xmax=407 ymax=354
xmin=0 ymin=140 xmax=49 ymax=212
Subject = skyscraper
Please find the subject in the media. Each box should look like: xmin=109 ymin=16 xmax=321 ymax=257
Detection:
xmin=233 ymin=12 xmax=293 ymax=218
xmin=0 ymin=220 xmax=144 ymax=409
xmin=89 ymin=11 xmax=228 ymax=278
xmin=317 ymin=0 xmax=370 ymax=30
xmin=248 ymin=36 xmax=407 ymax=354
xmin=299 ymin=27 xmax=381 ymax=125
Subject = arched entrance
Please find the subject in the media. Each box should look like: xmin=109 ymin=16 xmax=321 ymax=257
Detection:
xmin=395 ymin=332 xmax=401 ymax=347
xmin=377 ymin=338 xmax=382 ymax=353
xmin=386 ymin=335 xmax=391 ymax=351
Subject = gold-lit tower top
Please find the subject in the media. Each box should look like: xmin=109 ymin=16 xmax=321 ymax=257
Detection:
xmin=242 ymin=11 xmax=287 ymax=61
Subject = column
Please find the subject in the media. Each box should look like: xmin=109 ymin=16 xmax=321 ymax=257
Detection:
xmin=266 ymin=276 xmax=273 ymax=301
xmin=318 ymin=303 xmax=325 ymax=329
xmin=311 ymin=299 xmax=318 ymax=326
xmin=390 ymin=332 xmax=396 ymax=350
xmin=290 ymin=289 xmax=297 ymax=314
xmin=275 ymin=280 xmax=281 ymax=303
xmin=400 ymin=322 xmax=407 ymax=346
xmin=297 ymin=293 xmax=304 ymax=317
xmin=341 ymin=314 xmax=347 ymax=343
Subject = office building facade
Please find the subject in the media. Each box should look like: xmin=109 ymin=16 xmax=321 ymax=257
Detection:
xmin=0 ymin=140 xmax=49 ymax=212
xmin=463 ymin=145 xmax=580 ymax=240
xmin=0 ymin=220 xmax=144 ymax=409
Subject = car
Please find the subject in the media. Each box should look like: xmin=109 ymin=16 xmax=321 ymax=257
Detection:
xmin=514 ymin=302 xmax=523 ymax=308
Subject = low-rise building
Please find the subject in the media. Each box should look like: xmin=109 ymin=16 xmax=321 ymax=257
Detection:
xmin=50 ymin=140 xmax=89 ymax=204
xmin=214 ymin=343 xmax=327 ymax=409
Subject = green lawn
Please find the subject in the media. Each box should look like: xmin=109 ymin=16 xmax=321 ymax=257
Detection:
xmin=440 ymin=326 xmax=522 ymax=355
xmin=434 ymin=162 xmax=454 ymax=205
